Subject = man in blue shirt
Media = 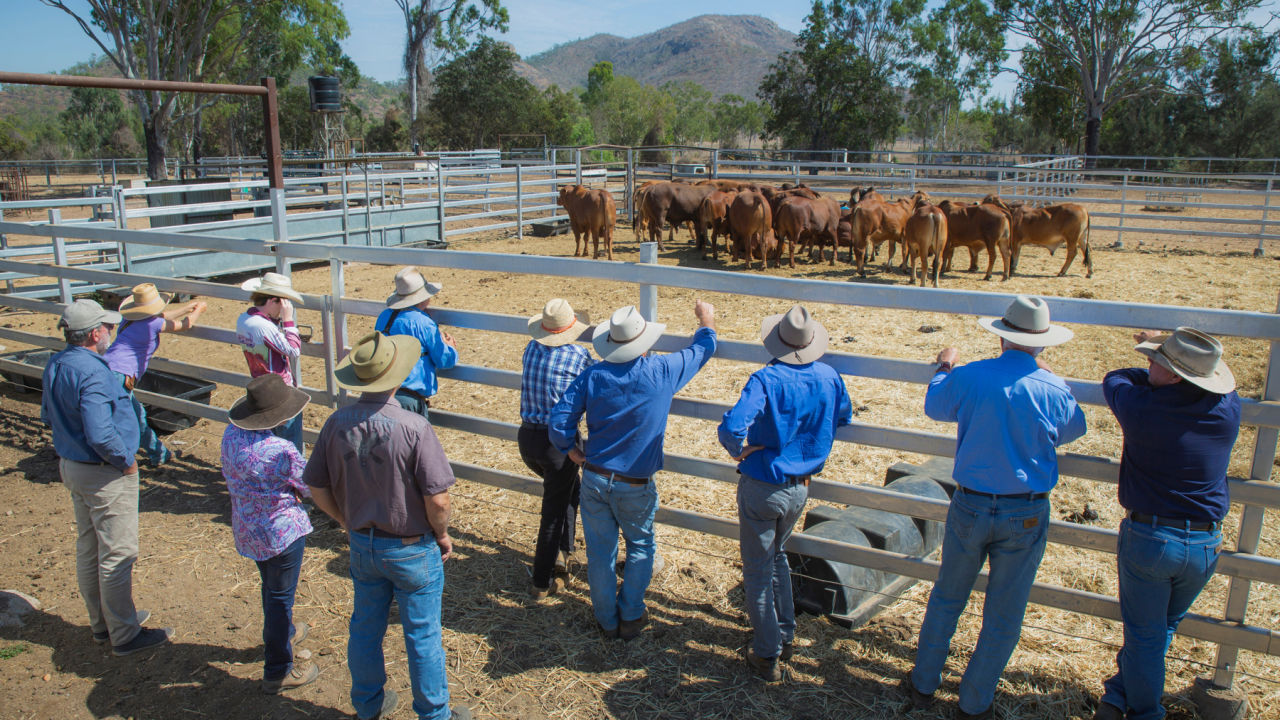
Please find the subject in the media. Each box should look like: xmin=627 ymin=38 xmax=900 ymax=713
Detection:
xmin=909 ymin=295 xmax=1086 ymax=720
xmin=1095 ymin=328 xmax=1240 ymax=720
xmin=718 ymin=305 xmax=852 ymax=681
xmin=549 ymin=300 xmax=716 ymax=640
xmin=376 ymin=267 xmax=458 ymax=417
xmin=41 ymin=299 xmax=173 ymax=656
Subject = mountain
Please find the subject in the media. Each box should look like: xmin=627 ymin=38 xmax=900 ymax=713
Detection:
xmin=521 ymin=15 xmax=796 ymax=99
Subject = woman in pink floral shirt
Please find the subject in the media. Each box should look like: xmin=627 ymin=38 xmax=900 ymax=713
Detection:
xmin=221 ymin=375 xmax=319 ymax=694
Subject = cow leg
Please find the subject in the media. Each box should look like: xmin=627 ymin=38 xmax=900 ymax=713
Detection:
xmin=591 ymin=228 xmax=600 ymax=260
xmin=788 ymin=235 xmax=796 ymax=269
xmin=930 ymin=251 xmax=940 ymax=288
xmin=605 ymin=226 xmax=614 ymax=261
xmin=967 ymin=246 xmax=979 ymax=272
xmin=573 ymin=229 xmax=584 ymax=257
xmin=1058 ymin=242 xmax=1077 ymax=276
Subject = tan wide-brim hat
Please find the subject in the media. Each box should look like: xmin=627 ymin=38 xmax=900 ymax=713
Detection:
xmin=228 ymin=374 xmax=310 ymax=431
xmin=241 ymin=272 xmax=304 ymax=304
xmin=334 ymin=331 xmax=421 ymax=393
xmin=762 ymin=305 xmax=829 ymax=365
xmin=386 ymin=266 xmax=442 ymax=309
xmin=528 ymin=298 xmax=590 ymax=346
xmin=978 ymin=294 xmax=1073 ymax=347
xmin=118 ymin=282 xmax=171 ymax=320
xmin=592 ymin=305 xmax=665 ymax=363
xmin=1136 ymin=327 xmax=1236 ymax=394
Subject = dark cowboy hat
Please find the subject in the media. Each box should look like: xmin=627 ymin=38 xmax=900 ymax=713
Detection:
xmin=228 ymin=374 xmax=310 ymax=431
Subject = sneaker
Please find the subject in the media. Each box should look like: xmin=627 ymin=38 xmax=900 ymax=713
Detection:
xmin=112 ymin=626 xmax=174 ymax=657
xmin=261 ymin=663 xmax=319 ymax=694
xmin=743 ymin=647 xmax=782 ymax=682
xmin=902 ymin=673 xmax=935 ymax=710
xmin=93 ymin=610 xmax=149 ymax=645
xmin=529 ymin=576 xmax=565 ymax=603
xmin=450 ymin=705 xmax=473 ymax=720
xmin=370 ymin=688 xmax=399 ymax=719
xmin=618 ymin=611 xmax=649 ymax=641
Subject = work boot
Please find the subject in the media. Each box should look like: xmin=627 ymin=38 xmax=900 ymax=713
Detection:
xmin=956 ymin=705 xmax=993 ymax=720
xmin=370 ymin=688 xmax=399 ymax=719
xmin=902 ymin=673 xmax=935 ymax=710
xmin=529 ymin=576 xmax=565 ymax=603
xmin=618 ymin=611 xmax=649 ymax=641
xmin=261 ymin=663 xmax=319 ymax=694
xmin=743 ymin=647 xmax=783 ymax=682
xmin=1093 ymin=701 xmax=1124 ymax=720
xmin=780 ymin=641 xmax=794 ymax=662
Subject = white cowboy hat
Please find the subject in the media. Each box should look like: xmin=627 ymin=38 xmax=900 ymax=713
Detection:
xmin=386 ymin=267 xmax=442 ymax=309
xmin=978 ymin=295 xmax=1073 ymax=347
xmin=334 ymin=331 xmax=421 ymax=393
xmin=1135 ymin=327 xmax=1235 ymax=394
xmin=528 ymin=298 xmax=590 ymax=347
xmin=592 ymin=305 xmax=665 ymax=363
xmin=241 ymin=272 xmax=303 ymax=304
xmin=761 ymin=305 xmax=828 ymax=365
xmin=118 ymin=283 xmax=171 ymax=320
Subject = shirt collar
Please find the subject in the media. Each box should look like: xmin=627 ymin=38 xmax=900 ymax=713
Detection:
xmin=357 ymin=390 xmax=399 ymax=407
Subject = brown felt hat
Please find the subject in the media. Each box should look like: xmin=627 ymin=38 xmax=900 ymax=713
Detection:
xmin=761 ymin=305 xmax=829 ymax=365
xmin=334 ymin=331 xmax=420 ymax=392
xmin=228 ymin=374 xmax=310 ymax=431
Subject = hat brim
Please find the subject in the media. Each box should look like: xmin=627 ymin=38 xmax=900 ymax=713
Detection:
xmin=1135 ymin=338 xmax=1236 ymax=394
xmin=118 ymin=293 xmax=171 ymax=320
xmin=978 ymin=317 xmax=1074 ymax=347
xmin=528 ymin=311 xmax=590 ymax=346
xmin=592 ymin=318 xmax=665 ymax=363
xmin=386 ymin=282 xmax=442 ymax=310
xmin=334 ymin=334 xmax=421 ymax=392
xmin=241 ymin=278 xmax=304 ymax=305
xmin=760 ymin=313 xmax=828 ymax=364
xmin=227 ymin=386 xmax=310 ymax=431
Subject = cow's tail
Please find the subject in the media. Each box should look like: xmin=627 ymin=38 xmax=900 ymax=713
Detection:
xmin=1083 ymin=213 xmax=1092 ymax=271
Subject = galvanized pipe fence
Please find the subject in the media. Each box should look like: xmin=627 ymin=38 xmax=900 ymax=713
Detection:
xmin=0 ymin=217 xmax=1276 ymax=689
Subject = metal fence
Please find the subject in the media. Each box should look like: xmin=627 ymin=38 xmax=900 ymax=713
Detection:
xmin=0 ymin=215 xmax=1276 ymax=693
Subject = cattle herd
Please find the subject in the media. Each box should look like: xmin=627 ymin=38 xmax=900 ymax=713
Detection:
xmin=555 ymin=179 xmax=1093 ymax=286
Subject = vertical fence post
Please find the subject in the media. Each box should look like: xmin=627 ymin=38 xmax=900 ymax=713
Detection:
xmin=49 ymin=209 xmax=71 ymax=304
xmin=0 ymin=206 xmax=10 ymax=294
xmin=330 ymin=258 xmax=350 ymax=407
xmin=111 ymin=159 xmax=117 ymax=186
xmin=711 ymin=149 xmax=719 ymax=178
xmin=1257 ymin=177 xmax=1272 ymax=258
xmin=320 ymin=294 xmax=338 ymax=408
xmin=1116 ymin=173 xmax=1129 ymax=249
xmin=575 ymin=149 xmax=582 ymax=186
xmin=436 ymin=163 xmax=446 ymax=244
xmin=341 ymin=172 xmax=351 ymax=245
xmin=639 ymin=242 xmax=658 ymax=323
xmin=270 ymin=187 xmax=289 ymax=276
xmin=516 ymin=164 xmax=524 ymax=241
xmin=626 ymin=148 xmax=635 ymax=225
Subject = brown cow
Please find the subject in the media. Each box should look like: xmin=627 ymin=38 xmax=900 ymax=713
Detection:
xmin=696 ymin=178 xmax=755 ymax=192
xmin=774 ymin=194 xmax=842 ymax=267
xmin=695 ymin=189 xmax=738 ymax=259
xmin=728 ymin=190 xmax=776 ymax=270
xmin=985 ymin=196 xmax=1093 ymax=278
xmin=902 ymin=201 xmax=948 ymax=287
xmin=640 ymin=181 xmax=717 ymax=250
xmin=849 ymin=195 xmax=913 ymax=276
xmin=936 ymin=199 xmax=1011 ymax=281
xmin=557 ymin=185 xmax=617 ymax=260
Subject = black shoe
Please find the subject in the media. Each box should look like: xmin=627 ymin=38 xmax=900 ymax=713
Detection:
xmin=112 ymin=626 xmax=173 ymax=657
xmin=370 ymin=688 xmax=399 ymax=719
xmin=902 ymin=673 xmax=935 ymax=710
xmin=780 ymin=641 xmax=794 ymax=662
xmin=261 ymin=663 xmax=319 ymax=694
xmin=597 ymin=622 xmax=620 ymax=640
xmin=956 ymin=706 xmax=993 ymax=720
xmin=93 ymin=610 xmax=150 ymax=645
xmin=1093 ymin=701 xmax=1124 ymax=720
xmin=743 ymin=647 xmax=783 ymax=682
xmin=618 ymin=611 xmax=649 ymax=641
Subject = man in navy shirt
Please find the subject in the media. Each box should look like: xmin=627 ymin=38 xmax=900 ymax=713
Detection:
xmin=718 ymin=305 xmax=852 ymax=681
xmin=1095 ymin=327 xmax=1240 ymax=720
xmin=549 ymin=300 xmax=716 ymax=640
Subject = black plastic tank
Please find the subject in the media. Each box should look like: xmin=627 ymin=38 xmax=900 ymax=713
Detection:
xmin=308 ymin=76 xmax=341 ymax=112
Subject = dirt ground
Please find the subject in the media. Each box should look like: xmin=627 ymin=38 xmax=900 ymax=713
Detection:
xmin=0 ymin=213 xmax=1278 ymax=720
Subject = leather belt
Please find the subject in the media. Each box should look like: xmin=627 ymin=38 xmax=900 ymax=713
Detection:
xmin=584 ymin=462 xmax=649 ymax=485
xmin=1129 ymin=512 xmax=1219 ymax=533
xmin=362 ymin=527 xmax=425 ymax=543
xmin=959 ymin=485 xmax=1049 ymax=501
xmin=785 ymin=474 xmax=812 ymax=486
xmin=396 ymin=387 xmax=432 ymax=406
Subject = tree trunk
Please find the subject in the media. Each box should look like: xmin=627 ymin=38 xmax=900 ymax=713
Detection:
xmin=1084 ymin=112 xmax=1102 ymax=168
xmin=144 ymin=117 xmax=168 ymax=181
xmin=192 ymin=109 xmax=204 ymax=165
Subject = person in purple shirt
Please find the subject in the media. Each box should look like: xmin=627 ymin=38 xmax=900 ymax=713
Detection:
xmin=103 ymin=282 xmax=206 ymax=466
xmin=1095 ymin=328 xmax=1240 ymax=720
xmin=718 ymin=305 xmax=852 ymax=682
xmin=908 ymin=295 xmax=1086 ymax=720
xmin=548 ymin=301 xmax=716 ymax=641
xmin=222 ymin=374 xmax=319 ymax=694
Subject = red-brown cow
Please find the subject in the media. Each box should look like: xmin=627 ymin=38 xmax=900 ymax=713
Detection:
xmin=936 ymin=199 xmax=1011 ymax=281
xmin=695 ymin=189 xmax=738 ymax=259
xmin=774 ymin=194 xmax=842 ymax=267
xmin=902 ymin=201 xmax=948 ymax=287
xmin=985 ymin=196 xmax=1093 ymax=277
xmin=639 ymin=181 xmax=717 ymax=250
xmin=849 ymin=195 xmax=913 ymax=276
xmin=728 ymin=190 xmax=776 ymax=270
xmin=558 ymin=185 xmax=617 ymax=260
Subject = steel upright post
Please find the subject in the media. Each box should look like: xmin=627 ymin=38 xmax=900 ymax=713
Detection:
xmin=49 ymin=209 xmax=71 ymax=304
xmin=516 ymin=164 xmax=524 ymax=241
xmin=1257 ymin=178 xmax=1272 ymax=258
xmin=639 ymin=242 xmax=658 ymax=322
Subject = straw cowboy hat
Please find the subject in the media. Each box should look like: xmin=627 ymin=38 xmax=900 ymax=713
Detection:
xmin=592 ymin=305 xmax=665 ymax=363
xmin=528 ymin=298 xmax=590 ymax=347
xmin=118 ymin=283 xmax=171 ymax=320
xmin=241 ymin=272 xmax=303 ymax=304
xmin=1135 ymin=327 xmax=1235 ymax=394
xmin=762 ymin=305 xmax=829 ymax=365
xmin=386 ymin=267 xmax=442 ymax=309
xmin=334 ymin=331 xmax=420 ymax=392
xmin=978 ymin=295 xmax=1073 ymax=347
xmin=228 ymin=374 xmax=310 ymax=431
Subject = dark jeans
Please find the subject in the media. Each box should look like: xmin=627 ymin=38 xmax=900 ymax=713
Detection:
xmin=272 ymin=413 xmax=304 ymax=454
xmin=255 ymin=535 xmax=306 ymax=681
xmin=394 ymin=390 xmax=430 ymax=420
xmin=517 ymin=422 xmax=580 ymax=588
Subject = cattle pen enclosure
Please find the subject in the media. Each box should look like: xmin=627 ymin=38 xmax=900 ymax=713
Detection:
xmin=0 ymin=153 xmax=1278 ymax=720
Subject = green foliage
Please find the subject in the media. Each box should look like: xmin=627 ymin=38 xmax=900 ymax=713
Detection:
xmin=663 ymin=82 xmax=713 ymax=146
xmin=710 ymin=95 xmax=765 ymax=148
xmin=61 ymin=87 xmax=139 ymax=158
xmin=0 ymin=643 xmax=27 ymax=660
xmin=583 ymin=61 xmax=615 ymax=107
xmin=0 ymin=118 xmax=31 ymax=160
xmin=907 ymin=0 xmax=1006 ymax=148
xmin=365 ymin=108 xmax=410 ymax=152
xmin=423 ymin=37 xmax=545 ymax=149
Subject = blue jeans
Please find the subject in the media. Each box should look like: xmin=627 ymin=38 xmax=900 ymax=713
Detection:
xmin=579 ymin=468 xmax=658 ymax=630
xmin=256 ymin=535 xmax=305 ymax=680
xmin=394 ymin=390 xmax=430 ymax=421
xmin=272 ymin=412 xmax=304 ymax=454
xmin=348 ymin=531 xmax=448 ymax=720
xmin=1101 ymin=518 xmax=1221 ymax=720
xmin=737 ymin=473 xmax=807 ymax=659
xmin=113 ymin=371 xmax=167 ymax=465
xmin=912 ymin=490 xmax=1050 ymax=714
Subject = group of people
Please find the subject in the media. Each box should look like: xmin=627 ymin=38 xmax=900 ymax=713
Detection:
xmin=38 ymin=263 xmax=1241 ymax=720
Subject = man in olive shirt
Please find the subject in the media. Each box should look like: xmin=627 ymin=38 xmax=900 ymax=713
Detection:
xmin=305 ymin=332 xmax=468 ymax=720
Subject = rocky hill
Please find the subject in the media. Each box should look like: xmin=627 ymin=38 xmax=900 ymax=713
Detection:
xmin=520 ymin=14 xmax=796 ymax=99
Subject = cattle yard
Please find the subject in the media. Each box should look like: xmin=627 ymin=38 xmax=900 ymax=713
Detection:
xmin=0 ymin=153 xmax=1278 ymax=720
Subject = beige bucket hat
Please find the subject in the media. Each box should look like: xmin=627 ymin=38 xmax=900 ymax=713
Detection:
xmin=978 ymin=295 xmax=1073 ymax=347
xmin=528 ymin=298 xmax=590 ymax=347
xmin=1135 ymin=327 xmax=1235 ymax=394
xmin=334 ymin=331 xmax=421 ymax=393
xmin=241 ymin=272 xmax=304 ymax=304
xmin=386 ymin=267 xmax=442 ymax=309
xmin=762 ymin=305 xmax=829 ymax=364
xmin=118 ymin=283 xmax=171 ymax=320
xmin=592 ymin=306 xmax=665 ymax=363
xmin=228 ymin=374 xmax=310 ymax=431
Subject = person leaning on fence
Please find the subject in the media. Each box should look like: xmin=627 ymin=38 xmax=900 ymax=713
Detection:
xmin=236 ymin=272 xmax=305 ymax=453
xmin=518 ymin=299 xmax=594 ymax=601
xmin=548 ymin=301 xmax=717 ymax=641
xmin=907 ymin=295 xmax=1087 ymax=720
xmin=374 ymin=267 xmax=458 ymax=418
xmin=1094 ymin=328 xmax=1241 ymax=720
xmin=40 ymin=299 xmax=173 ymax=656
xmin=222 ymin=374 xmax=320 ymax=695
xmin=717 ymin=305 xmax=852 ymax=682
xmin=304 ymin=332 xmax=470 ymax=720
xmin=103 ymin=283 xmax=206 ymax=467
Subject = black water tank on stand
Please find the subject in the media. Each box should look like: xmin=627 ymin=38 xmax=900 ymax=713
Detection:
xmin=308 ymin=76 xmax=342 ymax=112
